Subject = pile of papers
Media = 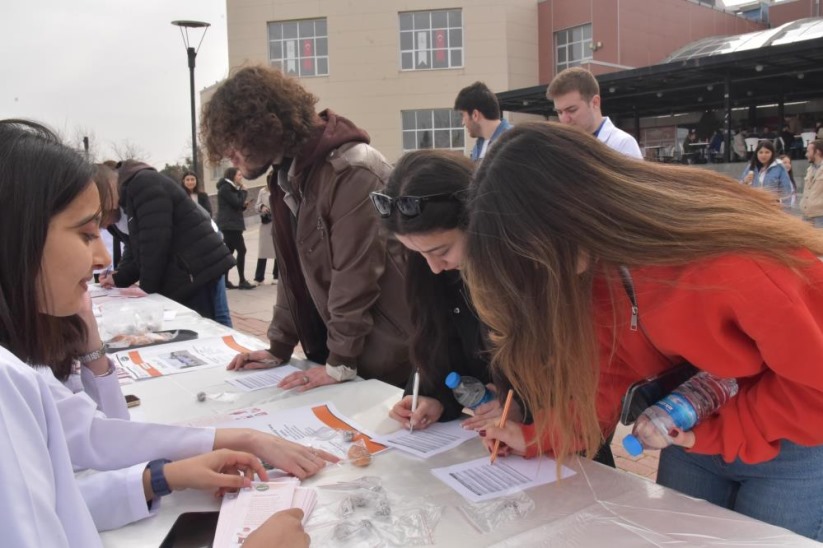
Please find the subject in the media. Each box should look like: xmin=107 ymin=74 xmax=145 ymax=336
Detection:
xmin=214 ymin=480 xmax=317 ymax=547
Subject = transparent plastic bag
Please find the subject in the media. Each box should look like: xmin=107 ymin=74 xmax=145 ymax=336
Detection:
xmin=307 ymin=476 xmax=444 ymax=547
xmin=457 ymin=492 xmax=535 ymax=534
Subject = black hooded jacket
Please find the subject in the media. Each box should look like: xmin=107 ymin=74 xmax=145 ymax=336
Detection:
xmin=112 ymin=162 xmax=235 ymax=302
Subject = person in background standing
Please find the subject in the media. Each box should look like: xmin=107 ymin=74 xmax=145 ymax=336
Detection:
xmin=178 ymin=169 xmax=232 ymax=327
xmin=801 ymin=139 xmax=823 ymax=228
xmin=216 ymin=167 xmax=254 ymax=290
xmin=547 ymin=67 xmax=642 ymax=159
xmin=739 ymin=140 xmax=793 ymax=202
xmin=254 ymin=182 xmax=278 ymax=285
xmin=181 ymin=170 xmax=213 ymax=217
xmin=453 ymin=81 xmax=512 ymax=162
xmin=778 ymin=153 xmax=798 ymax=211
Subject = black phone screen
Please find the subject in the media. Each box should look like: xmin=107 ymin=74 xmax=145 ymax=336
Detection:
xmin=159 ymin=511 xmax=219 ymax=548
xmin=619 ymin=363 xmax=698 ymax=425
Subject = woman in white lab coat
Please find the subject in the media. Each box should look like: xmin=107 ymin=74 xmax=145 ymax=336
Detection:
xmin=0 ymin=119 xmax=311 ymax=547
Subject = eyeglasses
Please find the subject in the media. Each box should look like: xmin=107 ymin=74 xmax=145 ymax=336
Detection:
xmin=369 ymin=191 xmax=458 ymax=218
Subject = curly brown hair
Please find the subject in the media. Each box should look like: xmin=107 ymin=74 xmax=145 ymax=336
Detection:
xmin=201 ymin=65 xmax=319 ymax=164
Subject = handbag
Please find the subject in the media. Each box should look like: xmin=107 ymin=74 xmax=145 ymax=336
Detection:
xmin=260 ymin=211 xmax=272 ymax=224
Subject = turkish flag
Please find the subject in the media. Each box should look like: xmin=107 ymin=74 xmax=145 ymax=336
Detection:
xmin=434 ymin=30 xmax=446 ymax=63
xmin=302 ymin=39 xmax=314 ymax=72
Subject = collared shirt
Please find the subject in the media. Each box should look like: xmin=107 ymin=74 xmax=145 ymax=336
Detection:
xmin=596 ymin=117 xmax=643 ymax=160
xmin=276 ymin=157 xmax=300 ymax=217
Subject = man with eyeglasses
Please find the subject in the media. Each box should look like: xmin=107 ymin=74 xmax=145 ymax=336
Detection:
xmin=548 ymin=67 xmax=642 ymax=159
xmin=201 ymin=66 xmax=412 ymax=390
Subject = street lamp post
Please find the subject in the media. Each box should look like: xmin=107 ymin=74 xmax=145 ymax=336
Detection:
xmin=171 ymin=20 xmax=210 ymax=182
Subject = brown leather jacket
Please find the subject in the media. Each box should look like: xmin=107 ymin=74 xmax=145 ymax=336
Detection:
xmin=266 ymin=111 xmax=412 ymax=387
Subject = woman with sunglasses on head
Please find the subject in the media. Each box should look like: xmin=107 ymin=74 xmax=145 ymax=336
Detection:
xmin=371 ymin=150 xmax=522 ymax=432
xmin=0 ymin=119 xmax=315 ymax=546
xmin=466 ymin=122 xmax=823 ymax=540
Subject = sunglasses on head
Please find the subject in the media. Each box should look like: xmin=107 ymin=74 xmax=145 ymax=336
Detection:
xmin=369 ymin=191 xmax=457 ymax=218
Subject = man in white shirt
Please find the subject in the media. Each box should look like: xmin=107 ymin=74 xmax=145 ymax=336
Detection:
xmin=547 ymin=67 xmax=642 ymax=159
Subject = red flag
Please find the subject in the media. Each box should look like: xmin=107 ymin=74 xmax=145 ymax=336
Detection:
xmin=302 ymin=39 xmax=314 ymax=72
xmin=435 ymin=30 xmax=446 ymax=63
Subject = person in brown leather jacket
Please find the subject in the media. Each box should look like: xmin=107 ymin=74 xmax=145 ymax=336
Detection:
xmin=201 ymin=65 xmax=412 ymax=389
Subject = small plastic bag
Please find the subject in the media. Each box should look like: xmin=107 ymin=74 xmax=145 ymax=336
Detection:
xmin=457 ymin=492 xmax=535 ymax=534
xmin=307 ymin=476 xmax=443 ymax=547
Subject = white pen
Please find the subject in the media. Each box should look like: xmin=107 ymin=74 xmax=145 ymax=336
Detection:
xmin=410 ymin=370 xmax=420 ymax=433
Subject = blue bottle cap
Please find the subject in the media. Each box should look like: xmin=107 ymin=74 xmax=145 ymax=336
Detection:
xmin=622 ymin=434 xmax=644 ymax=457
xmin=445 ymin=372 xmax=461 ymax=389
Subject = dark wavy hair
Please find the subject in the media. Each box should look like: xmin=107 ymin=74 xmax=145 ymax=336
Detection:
xmin=748 ymin=139 xmax=776 ymax=172
xmin=454 ymin=81 xmax=501 ymax=120
xmin=0 ymin=119 xmax=96 ymax=379
xmin=181 ymin=170 xmax=199 ymax=195
xmin=201 ymin=65 xmax=319 ymax=165
xmin=380 ymin=150 xmax=473 ymax=391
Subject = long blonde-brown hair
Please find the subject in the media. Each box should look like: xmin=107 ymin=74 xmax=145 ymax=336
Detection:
xmin=465 ymin=122 xmax=823 ymax=465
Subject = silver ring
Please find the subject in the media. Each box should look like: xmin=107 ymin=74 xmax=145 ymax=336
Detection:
xmin=302 ymin=375 xmax=310 ymax=384
xmin=420 ymin=417 xmax=428 ymax=424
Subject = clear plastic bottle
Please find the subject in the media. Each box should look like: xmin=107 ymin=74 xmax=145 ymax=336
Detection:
xmin=444 ymin=372 xmax=494 ymax=409
xmin=622 ymin=372 xmax=738 ymax=457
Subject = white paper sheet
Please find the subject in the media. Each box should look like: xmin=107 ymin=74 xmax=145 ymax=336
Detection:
xmin=213 ymin=481 xmax=317 ymax=547
xmin=211 ymin=402 xmax=388 ymax=461
xmin=225 ymin=365 xmax=303 ymax=392
xmin=373 ymin=420 xmax=477 ymax=458
xmin=431 ymin=455 xmax=576 ymax=503
xmin=112 ymin=334 xmax=266 ymax=380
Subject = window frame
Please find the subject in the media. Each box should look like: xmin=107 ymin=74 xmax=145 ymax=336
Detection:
xmin=401 ymin=108 xmax=465 ymax=152
xmin=267 ymin=18 xmax=329 ymax=78
xmin=399 ymin=9 xmax=464 ymax=72
xmin=555 ymin=23 xmax=593 ymax=74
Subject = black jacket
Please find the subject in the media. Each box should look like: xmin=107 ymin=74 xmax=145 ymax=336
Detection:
xmin=112 ymin=163 xmax=235 ymax=302
xmin=195 ymin=192 xmax=213 ymax=217
xmin=404 ymin=271 xmax=491 ymax=421
xmin=215 ymin=179 xmax=247 ymax=232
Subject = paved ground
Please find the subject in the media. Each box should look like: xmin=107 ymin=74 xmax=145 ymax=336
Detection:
xmin=226 ymin=221 xmax=661 ymax=482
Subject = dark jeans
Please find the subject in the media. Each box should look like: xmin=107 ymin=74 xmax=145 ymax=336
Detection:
xmin=254 ymin=258 xmax=278 ymax=282
xmin=222 ymin=230 xmax=247 ymax=282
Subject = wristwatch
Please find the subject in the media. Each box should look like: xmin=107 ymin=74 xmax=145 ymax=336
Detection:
xmin=148 ymin=459 xmax=173 ymax=497
xmin=78 ymin=343 xmax=109 ymax=365
xmin=325 ymin=363 xmax=357 ymax=382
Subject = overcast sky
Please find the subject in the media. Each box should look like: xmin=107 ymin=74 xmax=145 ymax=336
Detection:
xmin=1 ymin=0 xmax=783 ymax=166
xmin=1 ymin=0 xmax=228 ymax=167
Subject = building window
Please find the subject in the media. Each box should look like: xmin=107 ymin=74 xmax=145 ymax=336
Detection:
xmin=555 ymin=24 xmax=592 ymax=73
xmin=401 ymin=109 xmax=465 ymax=151
xmin=399 ymin=9 xmax=463 ymax=71
xmin=268 ymin=18 xmax=328 ymax=77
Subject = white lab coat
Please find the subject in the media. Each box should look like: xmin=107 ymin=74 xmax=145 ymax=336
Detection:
xmin=597 ymin=117 xmax=643 ymax=159
xmin=0 ymin=346 xmax=102 ymax=547
xmin=37 ymin=364 xmax=216 ymax=531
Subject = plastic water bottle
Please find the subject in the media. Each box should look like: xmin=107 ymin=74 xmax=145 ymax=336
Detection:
xmin=445 ymin=372 xmax=494 ymax=409
xmin=622 ymin=372 xmax=738 ymax=457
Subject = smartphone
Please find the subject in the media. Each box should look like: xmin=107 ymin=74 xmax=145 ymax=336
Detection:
xmin=619 ymin=363 xmax=698 ymax=425
xmin=159 ymin=511 xmax=219 ymax=548
xmin=124 ymin=394 xmax=141 ymax=408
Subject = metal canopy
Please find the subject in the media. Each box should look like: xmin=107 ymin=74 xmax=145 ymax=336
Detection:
xmin=497 ymin=18 xmax=823 ymax=120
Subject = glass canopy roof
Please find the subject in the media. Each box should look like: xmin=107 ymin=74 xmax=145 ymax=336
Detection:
xmin=663 ymin=17 xmax=823 ymax=62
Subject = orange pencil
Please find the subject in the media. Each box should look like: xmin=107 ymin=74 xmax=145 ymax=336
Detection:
xmin=490 ymin=389 xmax=514 ymax=464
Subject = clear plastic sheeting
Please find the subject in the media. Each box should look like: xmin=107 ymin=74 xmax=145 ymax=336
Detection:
xmin=458 ymin=492 xmax=535 ymax=534
xmin=307 ymin=476 xmax=444 ymax=547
